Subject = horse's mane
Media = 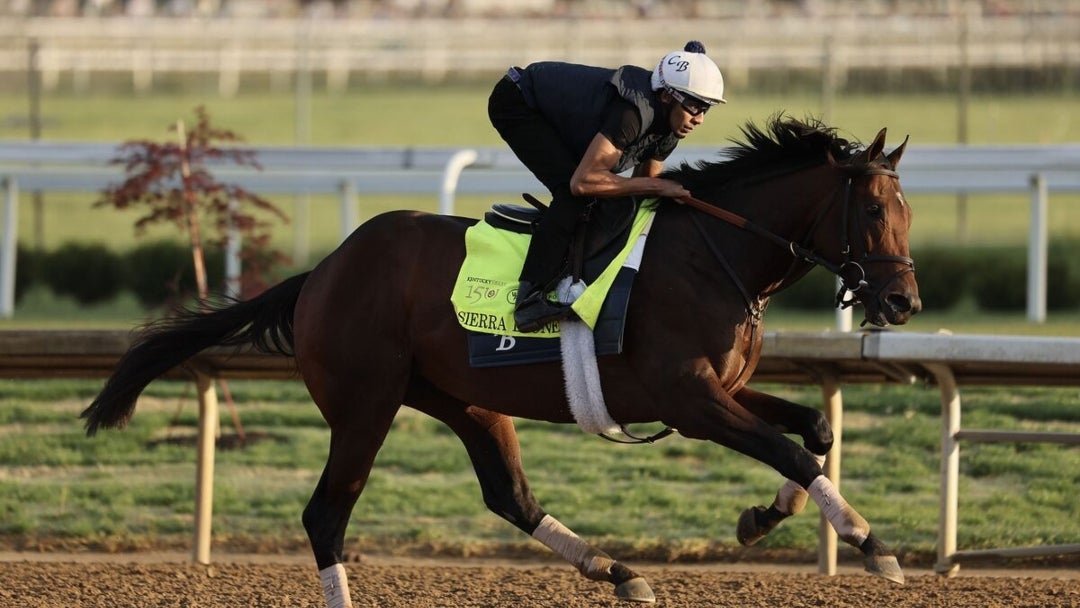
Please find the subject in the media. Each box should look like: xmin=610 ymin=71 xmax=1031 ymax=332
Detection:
xmin=661 ymin=114 xmax=863 ymax=194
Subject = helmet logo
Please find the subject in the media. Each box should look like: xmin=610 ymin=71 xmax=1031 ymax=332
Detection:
xmin=666 ymin=55 xmax=690 ymax=72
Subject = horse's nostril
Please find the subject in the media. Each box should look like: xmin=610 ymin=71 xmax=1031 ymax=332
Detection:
xmin=886 ymin=293 xmax=913 ymax=313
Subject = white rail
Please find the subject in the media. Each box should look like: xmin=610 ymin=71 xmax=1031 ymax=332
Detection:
xmin=759 ymin=331 xmax=1080 ymax=575
xmin=3 ymin=141 xmax=1079 ymax=321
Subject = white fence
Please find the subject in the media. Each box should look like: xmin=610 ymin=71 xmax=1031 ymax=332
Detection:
xmin=1 ymin=328 xmax=1076 ymax=572
xmin=2 ymin=141 xmax=1080 ymax=320
xmin=758 ymin=331 xmax=1080 ymax=575
xmin=2 ymin=14 xmax=1079 ymax=94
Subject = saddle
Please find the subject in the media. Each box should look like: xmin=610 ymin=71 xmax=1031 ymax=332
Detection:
xmin=453 ymin=195 xmax=654 ymax=367
xmin=484 ymin=194 xmax=641 ymax=286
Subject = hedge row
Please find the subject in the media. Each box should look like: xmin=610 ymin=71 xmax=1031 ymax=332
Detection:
xmin=16 ymin=241 xmax=227 ymax=308
xmin=772 ymin=240 xmax=1080 ymax=312
xmin=15 ymin=240 xmax=1080 ymax=312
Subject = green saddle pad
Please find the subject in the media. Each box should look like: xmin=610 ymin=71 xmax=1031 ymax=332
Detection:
xmin=450 ymin=204 xmax=656 ymax=338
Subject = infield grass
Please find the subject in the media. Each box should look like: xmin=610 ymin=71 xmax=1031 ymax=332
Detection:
xmin=0 ymin=378 xmax=1076 ymax=564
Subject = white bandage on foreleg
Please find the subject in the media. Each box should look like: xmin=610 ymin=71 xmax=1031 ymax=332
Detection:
xmin=532 ymin=515 xmax=614 ymax=580
xmin=808 ymin=475 xmax=869 ymax=545
xmin=775 ymin=479 xmax=809 ymax=515
xmin=319 ymin=563 xmax=353 ymax=608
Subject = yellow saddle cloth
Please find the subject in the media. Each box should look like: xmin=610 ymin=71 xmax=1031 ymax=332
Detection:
xmin=450 ymin=204 xmax=656 ymax=338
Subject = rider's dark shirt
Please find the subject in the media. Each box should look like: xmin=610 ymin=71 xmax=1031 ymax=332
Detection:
xmin=515 ymin=62 xmax=678 ymax=174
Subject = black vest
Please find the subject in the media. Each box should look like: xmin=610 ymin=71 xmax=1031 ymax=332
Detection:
xmin=517 ymin=62 xmax=675 ymax=174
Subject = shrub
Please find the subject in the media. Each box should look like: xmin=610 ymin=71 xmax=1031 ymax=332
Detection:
xmin=908 ymin=246 xmax=974 ymax=312
xmin=42 ymin=243 xmax=125 ymax=305
xmin=127 ymin=240 xmax=226 ymax=309
xmin=770 ymin=265 xmax=837 ymax=310
xmin=1048 ymin=240 xmax=1080 ymax=310
xmin=14 ymin=244 xmax=43 ymax=304
xmin=966 ymin=242 xmax=1080 ymax=312
xmin=969 ymin=246 xmax=1026 ymax=311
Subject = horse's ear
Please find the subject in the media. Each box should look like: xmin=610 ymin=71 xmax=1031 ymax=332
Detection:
xmin=863 ymin=128 xmax=888 ymax=163
xmin=886 ymin=135 xmax=910 ymax=169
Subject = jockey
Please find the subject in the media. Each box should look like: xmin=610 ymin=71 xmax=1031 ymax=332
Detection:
xmin=488 ymin=40 xmax=726 ymax=333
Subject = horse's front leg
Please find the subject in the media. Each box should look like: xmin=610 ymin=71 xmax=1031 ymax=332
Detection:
xmin=673 ymin=383 xmax=904 ymax=584
xmin=730 ymin=387 xmax=830 ymax=547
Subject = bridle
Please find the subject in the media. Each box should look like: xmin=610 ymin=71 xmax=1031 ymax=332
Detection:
xmin=828 ymin=164 xmax=916 ymax=309
xmin=681 ymin=161 xmax=915 ymax=316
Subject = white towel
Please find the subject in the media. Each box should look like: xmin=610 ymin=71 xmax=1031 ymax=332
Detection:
xmin=555 ymin=277 xmax=620 ymax=435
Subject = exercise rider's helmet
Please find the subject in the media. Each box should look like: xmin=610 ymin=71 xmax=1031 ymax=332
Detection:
xmin=650 ymin=40 xmax=726 ymax=106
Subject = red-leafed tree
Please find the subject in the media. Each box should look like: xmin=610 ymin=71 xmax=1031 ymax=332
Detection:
xmin=96 ymin=107 xmax=290 ymax=444
xmin=96 ymin=105 xmax=289 ymax=302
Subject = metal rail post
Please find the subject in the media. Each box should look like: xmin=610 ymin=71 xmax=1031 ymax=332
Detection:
xmin=1 ymin=177 xmax=18 ymax=318
xmin=1027 ymin=173 xmax=1048 ymax=323
xmin=193 ymin=372 xmax=219 ymax=565
xmin=338 ymin=178 xmax=358 ymax=242
xmin=835 ymin=279 xmax=852 ymax=332
xmin=439 ymin=149 xmax=478 ymax=216
xmin=817 ymin=373 xmax=842 ymax=575
xmin=925 ymin=362 xmax=961 ymax=577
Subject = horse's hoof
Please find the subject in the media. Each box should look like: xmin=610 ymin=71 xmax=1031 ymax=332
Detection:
xmin=864 ymin=554 xmax=905 ymax=584
xmin=736 ymin=505 xmax=768 ymax=546
xmin=615 ymin=576 xmax=656 ymax=603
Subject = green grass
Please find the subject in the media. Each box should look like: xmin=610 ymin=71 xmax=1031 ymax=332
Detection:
xmin=0 ymin=380 xmax=1076 ymax=562
xmin=3 ymin=88 xmax=1078 ymax=146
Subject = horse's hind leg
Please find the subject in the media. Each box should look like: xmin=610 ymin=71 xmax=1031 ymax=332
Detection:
xmin=301 ymin=393 xmax=401 ymax=608
xmin=412 ymin=395 xmax=656 ymax=603
xmin=731 ymin=387 xmax=831 ymax=547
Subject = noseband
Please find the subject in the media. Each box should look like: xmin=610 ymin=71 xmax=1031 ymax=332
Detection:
xmin=679 ymin=162 xmax=916 ymax=313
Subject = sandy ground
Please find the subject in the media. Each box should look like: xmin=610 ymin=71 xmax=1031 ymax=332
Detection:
xmin=1 ymin=553 xmax=1078 ymax=608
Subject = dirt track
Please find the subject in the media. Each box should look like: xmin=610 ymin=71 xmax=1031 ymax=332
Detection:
xmin=2 ymin=555 xmax=1078 ymax=608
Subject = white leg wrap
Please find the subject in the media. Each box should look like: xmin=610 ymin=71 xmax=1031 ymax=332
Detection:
xmin=808 ymin=475 xmax=869 ymax=545
xmin=319 ymin=563 xmax=353 ymax=608
xmin=532 ymin=515 xmax=614 ymax=580
xmin=773 ymin=455 xmax=823 ymax=516
xmin=775 ymin=479 xmax=809 ymax=515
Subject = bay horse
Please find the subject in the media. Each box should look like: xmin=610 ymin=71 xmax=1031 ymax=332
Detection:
xmin=82 ymin=117 xmax=920 ymax=605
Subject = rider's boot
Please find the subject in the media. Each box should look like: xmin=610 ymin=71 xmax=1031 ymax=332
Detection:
xmin=514 ymin=281 xmax=572 ymax=333
xmin=514 ymin=194 xmax=580 ymax=333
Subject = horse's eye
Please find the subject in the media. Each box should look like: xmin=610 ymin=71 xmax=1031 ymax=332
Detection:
xmin=866 ymin=203 xmax=883 ymax=218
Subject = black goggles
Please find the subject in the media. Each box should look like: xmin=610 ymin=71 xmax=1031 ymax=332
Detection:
xmin=667 ymin=88 xmax=712 ymax=117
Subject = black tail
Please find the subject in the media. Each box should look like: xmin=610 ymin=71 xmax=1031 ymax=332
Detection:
xmin=81 ymin=272 xmax=310 ymax=436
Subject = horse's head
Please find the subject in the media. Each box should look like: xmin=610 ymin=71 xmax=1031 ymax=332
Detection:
xmin=822 ymin=128 xmax=921 ymax=326
xmin=661 ymin=116 xmax=920 ymax=327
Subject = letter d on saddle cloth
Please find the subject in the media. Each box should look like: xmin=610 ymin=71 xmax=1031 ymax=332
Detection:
xmin=452 ymin=196 xmax=646 ymax=368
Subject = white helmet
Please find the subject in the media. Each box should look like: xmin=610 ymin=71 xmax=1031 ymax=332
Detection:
xmin=651 ymin=40 xmax=726 ymax=105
